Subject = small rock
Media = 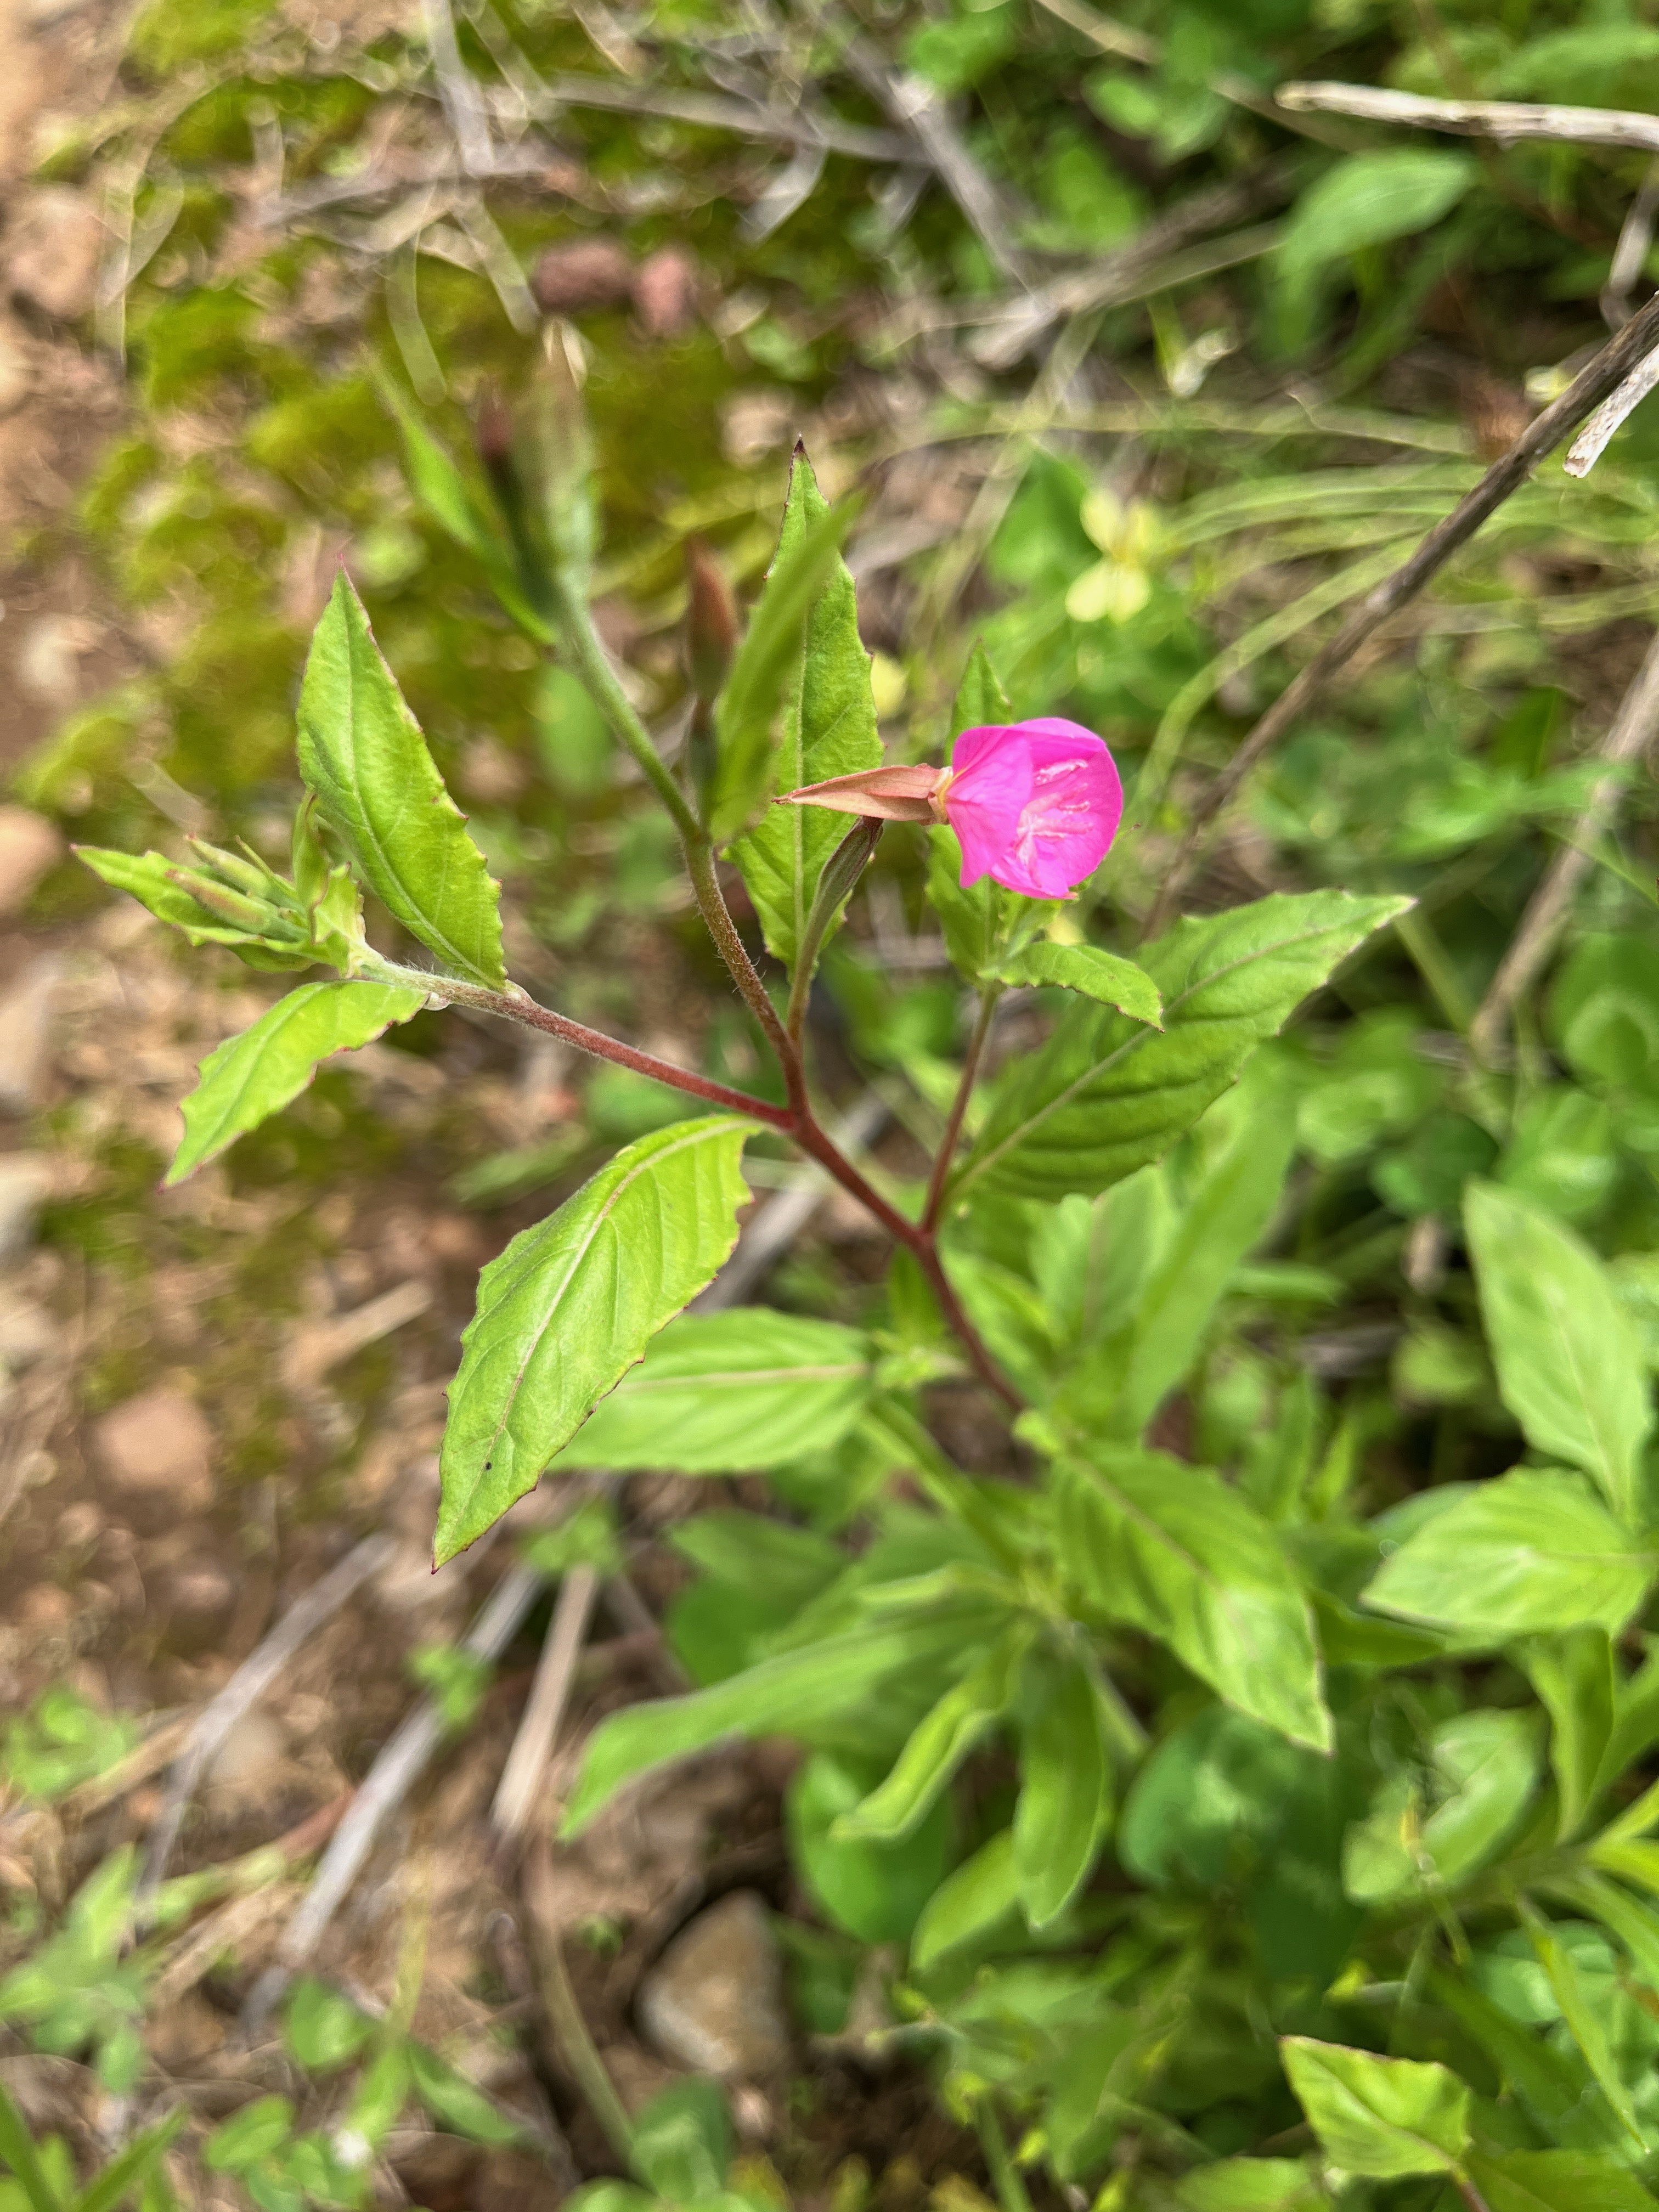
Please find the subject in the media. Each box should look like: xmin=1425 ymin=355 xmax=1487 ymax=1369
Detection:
xmin=531 ymin=237 xmax=634 ymax=317
xmin=165 ymin=1562 xmax=236 ymax=1618
xmin=206 ymin=1708 xmax=284 ymax=1792
xmin=633 ymin=245 xmax=700 ymax=340
xmin=0 ymin=1155 xmax=53 ymax=1257
xmin=7 ymin=189 xmax=105 ymax=320
xmin=0 ymin=956 xmax=66 ymax=1114
xmin=0 ymin=808 xmax=61 ymax=915
xmin=636 ymin=1890 xmax=792 ymax=2080
xmin=16 ymin=614 xmax=100 ymax=706
xmin=18 ymin=1584 xmax=72 ymax=1630
xmin=93 ymin=1385 xmax=213 ymax=1510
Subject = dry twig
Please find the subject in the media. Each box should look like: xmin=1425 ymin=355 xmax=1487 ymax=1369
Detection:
xmin=1278 ymin=80 xmax=1659 ymax=156
xmin=137 ymin=1532 xmax=394 ymax=1912
xmin=242 ymin=1560 xmax=545 ymax=2035
xmin=490 ymin=1566 xmax=600 ymax=1848
xmin=1469 ymin=631 xmax=1659 ymax=1064
xmin=1139 ymin=286 xmax=1659 ymax=938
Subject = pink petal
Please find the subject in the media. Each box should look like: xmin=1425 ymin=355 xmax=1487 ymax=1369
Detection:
xmin=945 ymin=720 xmax=1122 ymax=897
xmin=944 ymin=725 xmax=1035 ymax=888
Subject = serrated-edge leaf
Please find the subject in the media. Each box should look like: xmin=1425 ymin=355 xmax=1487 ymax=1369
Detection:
xmin=1060 ymin=1445 xmax=1331 ymax=1750
xmin=1363 ymin=1468 xmax=1655 ymax=1640
xmin=556 ymin=1308 xmax=874 ymax=1473
xmin=436 ymin=1117 xmax=752 ymax=1562
xmin=958 ymin=891 xmax=1412 ymax=1201
xmin=709 ymin=496 xmax=859 ymax=843
xmin=998 ymin=942 xmax=1164 ymax=1026
xmin=297 ymin=572 xmax=506 ymax=988
xmin=730 ymin=451 xmax=882 ymax=970
xmin=167 ymin=980 xmax=426 ymax=1186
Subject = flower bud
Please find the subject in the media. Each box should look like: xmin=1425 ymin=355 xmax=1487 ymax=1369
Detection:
xmin=684 ymin=538 xmax=738 ymax=707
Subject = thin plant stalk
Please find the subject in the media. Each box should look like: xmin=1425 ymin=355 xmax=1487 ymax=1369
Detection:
xmin=923 ymin=983 xmax=1002 ymax=1233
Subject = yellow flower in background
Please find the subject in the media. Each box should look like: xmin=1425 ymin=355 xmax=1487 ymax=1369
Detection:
xmin=1065 ymin=488 xmax=1162 ymax=624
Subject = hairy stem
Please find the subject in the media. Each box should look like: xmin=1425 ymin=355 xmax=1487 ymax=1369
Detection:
xmin=682 ymin=837 xmax=807 ymax=1112
xmin=923 ymin=983 xmax=1001 ymax=1233
xmin=549 ymin=568 xmax=702 ymax=844
xmin=1141 ymin=283 xmax=1659 ymax=938
xmin=367 ymin=958 xmax=795 ymax=1131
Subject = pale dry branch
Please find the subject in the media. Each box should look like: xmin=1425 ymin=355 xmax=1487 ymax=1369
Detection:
xmin=1277 ymin=80 xmax=1659 ymax=156
xmin=137 ymin=1533 xmax=394 ymax=1912
xmin=537 ymin=69 xmax=912 ymax=162
xmin=1470 ymin=630 xmax=1659 ymax=1064
xmin=1565 ymin=343 xmax=1659 ymax=476
xmin=1139 ymin=286 xmax=1659 ymax=938
xmin=1604 ymin=157 xmax=1659 ymax=327
xmin=490 ymin=1565 xmax=600 ymax=1848
xmin=241 ymin=1560 xmax=545 ymax=2036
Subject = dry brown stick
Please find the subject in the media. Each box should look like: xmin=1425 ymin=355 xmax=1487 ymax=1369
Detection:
xmin=1469 ymin=630 xmax=1659 ymax=1065
xmin=1277 ymin=81 xmax=1659 ymax=156
xmin=1139 ymin=287 xmax=1659 ymax=940
xmin=489 ymin=1564 xmax=600 ymax=1848
xmin=136 ymin=1532 xmax=394 ymax=1914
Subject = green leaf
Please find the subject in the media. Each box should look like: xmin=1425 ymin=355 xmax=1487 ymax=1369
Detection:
xmin=1526 ymin=1629 xmax=1617 ymax=1840
xmin=1551 ymin=1871 xmax=1659 ymax=2006
xmin=1465 ymin=1182 xmax=1652 ymax=1523
xmin=910 ymin=1830 xmax=1020 ymax=1971
xmin=1344 ymin=1710 xmax=1542 ymax=1903
xmin=1279 ymin=2037 xmax=1470 ymax=2179
xmin=72 ymin=2110 xmax=187 ymax=2212
xmin=669 ymin=1510 xmax=843 ymax=1605
xmin=1521 ymin=1903 xmax=1646 ymax=2147
xmin=406 ymin=2044 xmax=525 ymax=2148
xmin=555 ymin=1309 xmax=874 ymax=1473
xmin=437 ymin=1117 xmax=752 ymax=1564
xmin=0 ymin=2076 xmax=65 ymax=2212
xmin=76 ymin=848 xmax=268 ymax=951
xmin=730 ymin=450 xmax=882 ymax=972
xmin=1464 ymin=2149 xmax=1658 ymax=2212
xmin=630 ymin=2079 xmax=732 ymax=2202
xmin=924 ymin=642 xmax=1015 ymax=982
xmin=996 ymin=942 xmax=1163 ymax=1026
xmin=1069 ymin=1099 xmax=1296 ymax=1439
xmin=1363 ymin=1469 xmax=1655 ymax=1640
xmin=296 ymin=571 xmax=506 ymax=988
xmin=836 ymin=1626 xmax=1029 ymax=1843
xmin=1165 ymin=2160 xmax=1326 ymax=2211
xmin=1277 ymin=150 xmax=1475 ymax=287
xmin=788 ymin=1748 xmax=955 ymax=1944
xmin=708 ymin=492 xmax=859 ymax=843
xmin=282 ymin=1978 xmax=374 ymax=2073
xmin=563 ymin=1609 xmax=984 ymax=1835
xmin=205 ymin=2099 xmax=296 ymax=2175
xmin=1058 ymin=1444 xmax=1330 ymax=1751
xmin=167 ymin=979 xmax=425 ymax=1186
xmin=959 ymin=891 xmax=1411 ymax=1200
xmin=1013 ymin=1647 xmax=1113 ymax=1929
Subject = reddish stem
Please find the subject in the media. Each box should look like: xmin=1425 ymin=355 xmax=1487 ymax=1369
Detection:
xmin=396 ymin=966 xmax=1020 ymax=1408
xmin=923 ymin=984 xmax=1001 ymax=1234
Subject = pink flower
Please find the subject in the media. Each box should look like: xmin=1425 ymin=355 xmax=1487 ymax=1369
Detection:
xmin=941 ymin=720 xmax=1121 ymax=898
xmin=777 ymin=718 xmax=1121 ymax=900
